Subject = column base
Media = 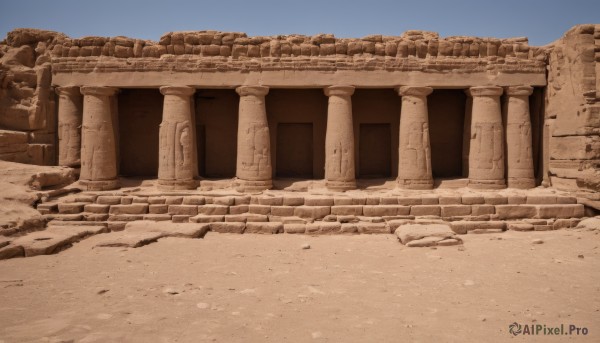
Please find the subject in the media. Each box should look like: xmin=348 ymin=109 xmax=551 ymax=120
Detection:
xmin=508 ymin=178 xmax=536 ymax=189
xmin=326 ymin=180 xmax=356 ymax=192
xmin=397 ymin=178 xmax=434 ymax=190
xmin=157 ymin=179 xmax=198 ymax=190
xmin=79 ymin=179 xmax=119 ymax=191
xmin=468 ymin=179 xmax=506 ymax=189
xmin=235 ymin=179 xmax=272 ymax=193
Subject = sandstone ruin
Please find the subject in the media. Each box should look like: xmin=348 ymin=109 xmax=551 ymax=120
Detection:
xmin=0 ymin=25 xmax=598 ymax=257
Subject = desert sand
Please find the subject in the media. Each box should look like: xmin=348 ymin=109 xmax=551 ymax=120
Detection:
xmin=1 ymin=228 xmax=598 ymax=342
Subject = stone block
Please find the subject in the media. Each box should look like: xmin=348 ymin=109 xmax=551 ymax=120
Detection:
xmin=439 ymin=196 xmax=461 ymax=205
xmin=294 ymin=206 xmax=331 ymax=219
xmin=171 ymin=215 xmax=190 ymax=223
xmin=58 ymin=203 xmax=85 ymax=214
xmin=108 ymin=214 xmax=144 ymax=221
xmin=271 ymin=206 xmax=295 ymax=217
xmin=461 ymin=196 xmax=484 ymax=205
xmin=553 ymin=218 xmax=580 ymax=229
xmin=536 ymin=205 xmax=585 ymax=219
xmin=229 ymin=205 xmax=249 ymax=215
xmin=484 ymin=196 xmax=508 ymax=205
xmin=363 ymin=205 xmax=409 ymax=217
xmin=245 ymin=222 xmax=283 ymax=234
xmin=257 ymin=196 xmax=283 ymax=206
xmin=109 ymin=204 xmax=148 ymax=215
xmin=331 ymin=206 xmax=363 ymax=216
xmin=197 ymin=205 xmax=229 ymax=216
xmin=380 ymin=197 xmax=398 ymax=205
xmin=107 ymin=221 xmax=127 ymax=231
xmin=182 ymin=196 xmax=206 ymax=205
xmin=131 ymin=197 xmax=148 ymax=204
xmin=149 ymin=204 xmax=168 ymax=214
xmin=441 ymin=205 xmax=471 ymax=217
xmin=213 ymin=196 xmax=235 ymax=206
xmin=143 ymin=214 xmax=172 ymax=221
xmin=121 ymin=197 xmax=133 ymax=205
xmin=397 ymin=197 xmax=422 ymax=205
xmin=249 ymin=205 xmax=271 ymax=215
xmin=234 ymin=196 xmax=252 ymax=205
xmin=306 ymin=222 xmax=341 ymax=234
xmin=74 ymin=195 xmax=97 ymax=203
xmin=410 ymin=205 xmax=441 ymax=216
xmin=84 ymin=204 xmax=110 ymax=214
xmin=507 ymin=223 xmax=534 ymax=231
xmin=470 ymin=205 xmax=495 ymax=216
xmin=365 ymin=196 xmax=380 ymax=205
xmin=450 ymin=221 xmax=506 ymax=234
xmin=507 ymin=196 xmax=527 ymax=204
xmin=162 ymin=197 xmax=181 ymax=205
xmin=526 ymin=196 xmax=557 ymax=204
xmin=534 ymin=224 xmax=553 ymax=231
xmin=357 ymin=222 xmax=391 ymax=234
xmin=283 ymin=196 xmax=304 ymax=206
xmin=148 ymin=196 xmax=166 ymax=204
xmin=84 ymin=214 xmax=109 ymax=221
xmin=284 ymin=223 xmax=306 ymax=234
xmin=333 ymin=197 xmax=353 ymax=205
xmin=168 ymin=205 xmax=198 ymax=216
xmin=36 ymin=203 xmax=58 ymax=214
xmin=227 ymin=213 xmax=268 ymax=223
xmin=305 ymin=197 xmax=334 ymax=206
xmin=189 ymin=215 xmax=224 ymax=223
xmin=210 ymin=222 xmax=245 ymax=234
xmin=421 ymin=196 xmax=439 ymax=205
xmin=556 ymin=196 xmax=577 ymax=204
xmin=495 ymin=205 xmax=537 ymax=219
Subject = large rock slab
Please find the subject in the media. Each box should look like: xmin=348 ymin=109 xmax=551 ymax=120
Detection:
xmin=575 ymin=217 xmax=600 ymax=230
xmin=11 ymin=225 xmax=107 ymax=257
xmin=124 ymin=220 xmax=210 ymax=238
xmin=395 ymin=224 xmax=462 ymax=247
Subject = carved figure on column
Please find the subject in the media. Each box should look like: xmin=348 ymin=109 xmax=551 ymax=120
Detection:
xmin=324 ymin=85 xmax=356 ymax=191
xmin=504 ymin=85 xmax=535 ymax=188
xmin=467 ymin=86 xmax=506 ymax=189
xmin=396 ymin=86 xmax=433 ymax=189
xmin=158 ymin=86 xmax=197 ymax=190
xmin=235 ymin=86 xmax=272 ymax=192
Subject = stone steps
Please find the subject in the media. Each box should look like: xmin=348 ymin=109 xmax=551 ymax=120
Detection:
xmin=37 ymin=194 xmax=585 ymax=224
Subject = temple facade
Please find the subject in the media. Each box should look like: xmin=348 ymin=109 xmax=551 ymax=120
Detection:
xmin=0 ymin=26 xmax=598 ymax=237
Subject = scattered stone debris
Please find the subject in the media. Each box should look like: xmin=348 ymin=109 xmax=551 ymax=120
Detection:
xmin=301 ymin=243 xmax=311 ymax=250
xmin=395 ymin=224 xmax=462 ymax=247
xmin=532 ymin=239 xmax=544 ymax=244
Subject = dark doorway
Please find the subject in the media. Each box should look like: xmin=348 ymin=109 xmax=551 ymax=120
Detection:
xmin=118 ymin=89 xmax=162 ymax=177
xmin=359 ymin=123 xmax=392 ymax=178
xmin=195 ymin=89 xmax=238 ymax=178
xmin=276 ymin=123 xmax=313 ymax=178
xmin=428 ymin=89 xmax=466 ymax=178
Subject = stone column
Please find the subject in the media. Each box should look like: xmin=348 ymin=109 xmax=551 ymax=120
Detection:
xmin=324 ymin=85 xmax=356 ymax=191
xmin=467 ymin=86 xmax=505 ymax=189
xmin=396 ymin=86 xmax=434 ymax=189
xmin=56 ymin=86 xmax=82 ymax=167
xmin=504 ymin=86 xmax=535 ymax=189
xmin=235 ymin=86 xmax=272 ymax=192
xmin=79 ymin=86 xmax=119 ymax=190
xmin=158 ymin=86 xmax=198 ymax=190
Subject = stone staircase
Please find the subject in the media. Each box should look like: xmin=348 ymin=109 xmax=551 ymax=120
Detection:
xmin=36 ymin=192 xmax=586 ymax=234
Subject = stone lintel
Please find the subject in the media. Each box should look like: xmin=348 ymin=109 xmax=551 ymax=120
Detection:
xmin=80 ymin=86 xmax=118 ymax=96
xmin=55 ymin=86 xmax=81 ymax=96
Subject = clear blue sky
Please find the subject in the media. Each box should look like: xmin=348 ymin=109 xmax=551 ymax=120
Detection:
xmin=0 ymin=0 xmax=598 ymax=46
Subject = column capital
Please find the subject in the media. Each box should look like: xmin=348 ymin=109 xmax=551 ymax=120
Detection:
xmin=55 ymin=86 xmax=81 ymax=97
xmin=236 ymin=85 xmax=269 ymax=97
xmin=80 ymin=86 xmax=118 ymax=96
xmin=505 ymin=85 xmax=534 ymax=96
xmin=396 ymin=86 xmax=433 ymax=97
xmin=160 ymin=86 xmax=195 ymax=96
xmin=324 ymin=85 xmax=355 ymax=97
xmin=467 ymin=86 xmax=503 ymax=97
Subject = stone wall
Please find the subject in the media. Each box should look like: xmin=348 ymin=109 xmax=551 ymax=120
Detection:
xmin=546 ymin=24 xmax=600 ymax=200
xmin=0 ymin=29 xmax=63 ymax=165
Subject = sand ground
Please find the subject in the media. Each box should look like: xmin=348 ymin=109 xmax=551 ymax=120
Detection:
xmin=0 ymin=229 xmax=599 ymax=343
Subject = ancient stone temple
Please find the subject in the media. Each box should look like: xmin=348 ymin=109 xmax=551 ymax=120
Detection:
xmin=0 ymin=26 xmax=598 ymax=249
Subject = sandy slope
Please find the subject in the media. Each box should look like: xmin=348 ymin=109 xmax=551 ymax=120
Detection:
xmin=0 ymin=229 xmax=598 ymax=342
